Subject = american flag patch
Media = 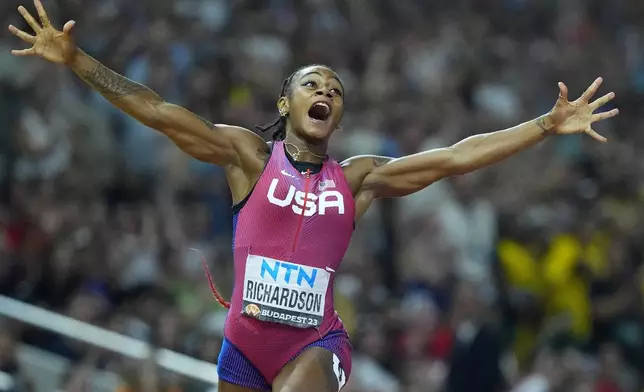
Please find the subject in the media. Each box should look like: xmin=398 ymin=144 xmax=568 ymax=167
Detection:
xmin=319 ymin=180 xmax=336 ymax=191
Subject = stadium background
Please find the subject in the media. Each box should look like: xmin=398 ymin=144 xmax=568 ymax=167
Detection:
xmin=1 ymin=0 xmax=643 ymax=391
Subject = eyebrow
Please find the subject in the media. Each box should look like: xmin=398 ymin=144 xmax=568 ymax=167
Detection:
xmin=300 ymin=71 xmax=343 ymax=89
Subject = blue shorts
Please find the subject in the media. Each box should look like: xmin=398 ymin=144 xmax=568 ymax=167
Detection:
xmin=217 ymin=330 xmax=350 ymax=390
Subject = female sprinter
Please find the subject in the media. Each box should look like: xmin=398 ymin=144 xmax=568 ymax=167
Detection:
xmin=8 ymin=2 xmax=619 ymax=391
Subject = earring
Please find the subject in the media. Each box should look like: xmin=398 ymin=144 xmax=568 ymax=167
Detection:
xmin=279 ymin=110 xmax=288 ymax=117
xmin=336 ymin=126 xmax=342 ymax=132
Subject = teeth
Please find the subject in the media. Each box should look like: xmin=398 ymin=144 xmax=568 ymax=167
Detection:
xmin=314 ymin=102 xmax=330 ymax=111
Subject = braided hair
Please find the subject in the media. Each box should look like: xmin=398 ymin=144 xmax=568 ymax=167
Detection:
xmin=255 ymin=64 xmax=341 ymax=141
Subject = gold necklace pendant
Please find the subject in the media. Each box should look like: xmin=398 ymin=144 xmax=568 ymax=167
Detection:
xmin=285 ymin=142 xmax=326 ymax=161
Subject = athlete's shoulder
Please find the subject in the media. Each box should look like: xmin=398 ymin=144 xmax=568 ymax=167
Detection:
xmin=222 ymin=126 xmax=270 ymax=199
xmin=221 ymin=124 xmax=270 ymax=155
xmin=231 ymin=126 xmax=272 ymax=169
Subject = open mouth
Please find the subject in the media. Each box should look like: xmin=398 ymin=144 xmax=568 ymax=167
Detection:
xmin=308 ymin=102 xmax=331 ymax=122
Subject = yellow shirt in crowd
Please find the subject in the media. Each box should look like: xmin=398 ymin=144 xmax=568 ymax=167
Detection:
xmin=498 ymin=232 xmax=609 ymax=362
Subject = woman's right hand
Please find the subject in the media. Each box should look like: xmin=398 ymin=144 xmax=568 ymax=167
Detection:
xmin=8 ymin=0 xmax=77 ymax=65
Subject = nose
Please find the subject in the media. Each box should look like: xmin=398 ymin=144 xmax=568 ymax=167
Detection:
xmin=315 ymin=89 xmax=333 ymax=99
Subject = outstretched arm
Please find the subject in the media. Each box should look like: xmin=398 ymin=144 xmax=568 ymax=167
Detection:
xmin=353 ymin=115 xmax=552 ymax=198
xmin=8 ymin=0 xmax=266 ymax=167
xmin=351 ymin=78 xmax=618 ymax=199
xmin=68 ymin=50 xmax=265 ymax=165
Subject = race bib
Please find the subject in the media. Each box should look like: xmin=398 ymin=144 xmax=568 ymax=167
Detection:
xmin=242 ymin=255 xmax=330 ymax=328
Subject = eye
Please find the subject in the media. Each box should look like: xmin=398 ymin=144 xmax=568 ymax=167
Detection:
xmin=331 ymin=88 xmax=343 ymax=97
xmin=303 ymin=81 xmax=317 ymax=88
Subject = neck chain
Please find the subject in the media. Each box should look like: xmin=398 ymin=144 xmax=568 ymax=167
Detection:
xmin=284 ymin=142 xmax=327 ymax=162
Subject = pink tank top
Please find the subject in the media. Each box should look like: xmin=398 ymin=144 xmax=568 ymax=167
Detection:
xmin=224 ymin=141 xmax=355 ymax=371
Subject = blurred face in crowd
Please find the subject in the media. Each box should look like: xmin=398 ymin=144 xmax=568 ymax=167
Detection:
xmin=450 ymin=282 xmax=486 ymax=326
xmin=66 ymin=293 xmax=103 ymax=323
xmin=572 ymin=380 xmax=594 ymax=392
xmin=53 ymin=243 xmax=74 ymax=277
xmin=138 ymin=294 xmax=162 ymax=324
xmin=598 ymin=344 xmax=622 ymax=379
xmin=358 ymin=324 xmax=387 ymax=361
xmin=157 ymin=311 xmax=180 ymax=349
xmin=199 ymin=335 xmax=223 ymax=362
xmin=278 ymin=66 xmax=345 ymax=143
xmin=0 ymin=329 xmax=15 ymax=367
xmin=607 ymin=239 xmax=628 ymax=276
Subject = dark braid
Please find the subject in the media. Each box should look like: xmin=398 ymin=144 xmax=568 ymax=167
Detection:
xmin=254 ymin=77 xmax=290 ymax=140
xmin=255 ymin=116 xmax=287 ymax=141
xmin=255 ymin=64 xmax=340 ymax=141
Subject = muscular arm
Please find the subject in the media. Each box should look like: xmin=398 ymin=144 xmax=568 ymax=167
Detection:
xmin=349 ymin=115 xmax=553 ymax=199
xmin=69 ymin=49 xmax=267 ymax=166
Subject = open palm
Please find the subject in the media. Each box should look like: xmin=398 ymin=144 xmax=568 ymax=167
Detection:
xmin=8 ymin=0 xmax=77 ymax=65
xmin=549 ymin=77 xmax=619 ymax=142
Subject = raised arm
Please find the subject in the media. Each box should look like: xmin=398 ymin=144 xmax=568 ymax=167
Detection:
xmin=349 ymin=78 xmax=618 ymax=199
xmin=68 ymin=50 xmax=265 ymax=165
xmin=8 ymin=0 xmax=267 ymax=168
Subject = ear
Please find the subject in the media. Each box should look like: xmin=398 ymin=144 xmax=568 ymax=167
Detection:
xmin=277 ymin=96 xmax=289 ymax=116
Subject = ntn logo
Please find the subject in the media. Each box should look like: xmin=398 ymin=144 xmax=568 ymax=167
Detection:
xmin=260 ymin=259 xmax=318 ymax=288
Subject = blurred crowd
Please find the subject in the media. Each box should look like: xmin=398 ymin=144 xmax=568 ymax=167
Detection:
xmin=1 ymin=0 xmax=644 ymax=391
